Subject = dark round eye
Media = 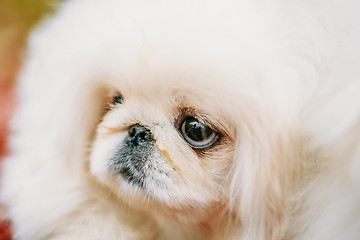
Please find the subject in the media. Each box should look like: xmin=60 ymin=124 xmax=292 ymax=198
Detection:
xmin=180 ymin=117 xmax=218 ymax=149
xmin=112 ymin=94 xmax=123 ymax=105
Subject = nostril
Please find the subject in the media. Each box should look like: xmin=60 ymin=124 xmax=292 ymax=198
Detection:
xmin=128 ymin=125 xmax=137 ymax=137
xmin=137 ymin=131 xmax=146 ymax=140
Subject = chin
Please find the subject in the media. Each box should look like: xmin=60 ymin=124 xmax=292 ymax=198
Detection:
xmin=1 ymin=0 xmax=360 ymax=239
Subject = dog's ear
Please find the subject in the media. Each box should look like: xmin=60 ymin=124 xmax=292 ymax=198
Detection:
xmin=227 ymin=100 xmax=297 ymax=239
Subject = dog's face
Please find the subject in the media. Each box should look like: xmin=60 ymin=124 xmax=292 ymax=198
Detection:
xmin=90 ymin=75 xmax=236 ymax=219
xmin=84 ymin=11 xmax=305 ymax=223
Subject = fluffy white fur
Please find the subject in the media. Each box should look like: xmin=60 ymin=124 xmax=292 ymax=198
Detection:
xmin=1 ymin=0 xmax=360 ymax=239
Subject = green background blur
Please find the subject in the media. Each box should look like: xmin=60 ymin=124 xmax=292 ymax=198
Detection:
xmin=0 ymin=0 xmax=62 ymax=84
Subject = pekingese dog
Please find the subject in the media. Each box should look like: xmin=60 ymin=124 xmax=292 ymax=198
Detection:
xmin=2 ymin=0 xmax=360 ymax=239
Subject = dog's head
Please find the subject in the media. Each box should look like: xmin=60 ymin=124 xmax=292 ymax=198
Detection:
xmin=21 ymin=0 xmax=320 ymax=235
xmin=76 ymin=0 xmax=316 ymax=231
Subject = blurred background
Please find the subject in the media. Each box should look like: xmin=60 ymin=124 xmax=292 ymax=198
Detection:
xmin=0 ymin=0 xmax=62 ymax=239
xmin=0 ymin=0 xmax=61 ymax=159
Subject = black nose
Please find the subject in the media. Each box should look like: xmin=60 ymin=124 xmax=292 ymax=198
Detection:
xmin=127 ymin=124 xmax=153 ymax=146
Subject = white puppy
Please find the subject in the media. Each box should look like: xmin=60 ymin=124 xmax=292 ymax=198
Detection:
xmin=1 ymin=0 xmax=360 ymax=239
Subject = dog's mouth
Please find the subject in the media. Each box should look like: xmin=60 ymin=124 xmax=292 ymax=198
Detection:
xmin=110 ymin=146 xmax=156 ymax=189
